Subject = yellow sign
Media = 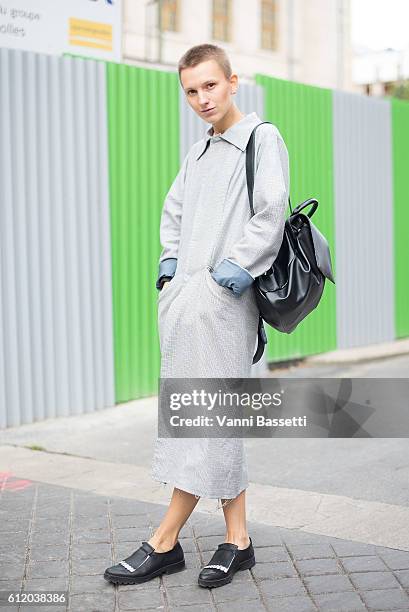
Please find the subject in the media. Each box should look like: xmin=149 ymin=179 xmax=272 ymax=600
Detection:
xmin=0 ymin=0 xmax=122 ymax=62
xmin=69 ymin=17 xmax=112 ymax=52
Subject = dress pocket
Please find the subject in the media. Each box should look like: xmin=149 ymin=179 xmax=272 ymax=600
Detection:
xmin=158 ymin=280 xmax=172 ymax=300
xmin=205 ymin=268 xmax=237 ymax=299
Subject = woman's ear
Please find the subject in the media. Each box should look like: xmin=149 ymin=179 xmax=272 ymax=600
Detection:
xmin=230 ymin=73 xmax=238 ymax=95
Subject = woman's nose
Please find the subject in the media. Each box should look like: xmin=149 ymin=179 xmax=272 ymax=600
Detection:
xmin=197 ymin=92 xmax=209 ymax=105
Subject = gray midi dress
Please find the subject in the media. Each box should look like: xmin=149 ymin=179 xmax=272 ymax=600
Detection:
xmin=151 ymin=112 xmax=290 ymax=500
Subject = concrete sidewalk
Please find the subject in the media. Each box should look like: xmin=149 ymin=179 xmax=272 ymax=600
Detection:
xmin=1 ymin=344 xmax=409 ymax=610
xmin=1 ymin=474 xmax=409 ymax=612
xmin=1 ymin=445 xmax=409 ymax=553
xmin=304 ymin=338 xmax=409 ymax=365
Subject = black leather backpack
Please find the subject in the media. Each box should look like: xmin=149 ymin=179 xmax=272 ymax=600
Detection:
xmin=247 ymin=122 xmax=335 ymax=364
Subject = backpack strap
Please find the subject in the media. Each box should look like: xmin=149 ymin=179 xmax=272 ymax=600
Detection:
xmin=246 ymin=121 xmax=291 ymax=365
xmin=253 ymin=315 xmax=268 ymax=365
xmin=246 ymin=121 xmax=293 ymax=217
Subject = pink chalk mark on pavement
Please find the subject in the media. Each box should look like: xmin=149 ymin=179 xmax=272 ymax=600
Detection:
xmin=0 ymin=471 xmax=33 ymax=492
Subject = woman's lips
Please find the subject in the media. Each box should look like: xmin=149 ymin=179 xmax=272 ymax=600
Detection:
xmin=202 ymin=108 xmax=216 ymax=114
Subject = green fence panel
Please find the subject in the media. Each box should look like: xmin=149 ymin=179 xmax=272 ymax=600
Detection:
xmin=391 ymin=98 xmax=409 ymax=339
xmin=106 ymin=63 xmax=179 ymax=401
xmin=255 ymin=75 xmax=337 ymax=361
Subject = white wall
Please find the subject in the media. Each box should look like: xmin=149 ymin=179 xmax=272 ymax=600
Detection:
xmin=123 ymin=0 xmax=353 ymax=91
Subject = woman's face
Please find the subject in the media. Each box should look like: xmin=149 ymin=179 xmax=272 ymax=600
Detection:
xmin=180 ymin=59 xmax=237 ymax=125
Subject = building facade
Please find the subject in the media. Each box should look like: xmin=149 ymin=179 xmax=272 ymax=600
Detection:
xmin=123 ymin=0 xmax=354 ymax=91
xmin=353 ymin=46 xmax=409 ymax=98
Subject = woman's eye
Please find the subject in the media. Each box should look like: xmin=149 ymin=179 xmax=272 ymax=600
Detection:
xmin=208 ymin=83 xmax=215 ymax=88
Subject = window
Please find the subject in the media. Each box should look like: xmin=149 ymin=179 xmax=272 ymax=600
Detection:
xmin=161 ymin=0 xmax=179 ymax=32
xmin=212 ymin=0 xmax=231 ymax=42
xmin=261 ymin=0 xmax=278 ymax=51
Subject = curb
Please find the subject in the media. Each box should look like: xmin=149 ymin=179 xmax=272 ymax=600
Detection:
xmin=304 ymin=338 xmax=409 ymax=365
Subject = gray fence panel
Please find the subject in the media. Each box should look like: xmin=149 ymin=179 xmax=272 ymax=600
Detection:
xmin=0 ymin=49 xmax=115 ymax=427
xmin=333 ymin=90 xmax=395 ymax=349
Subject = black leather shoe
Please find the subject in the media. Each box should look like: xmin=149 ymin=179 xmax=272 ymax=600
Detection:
xmin=104 ymin=540 xmax=185 ymax=585
xmin=198 ymin=537 xmax=255 ymax=588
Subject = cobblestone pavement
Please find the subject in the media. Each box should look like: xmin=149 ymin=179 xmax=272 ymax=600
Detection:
xmin=1 ymin=480 xmax=409 ymax=611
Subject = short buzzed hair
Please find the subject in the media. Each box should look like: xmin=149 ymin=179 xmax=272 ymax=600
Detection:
xmin=178 ymin=43 xmax=232 ymax=82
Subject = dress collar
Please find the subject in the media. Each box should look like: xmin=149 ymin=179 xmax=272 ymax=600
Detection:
xmin=195 ymin=112 xmax=262 ymax=160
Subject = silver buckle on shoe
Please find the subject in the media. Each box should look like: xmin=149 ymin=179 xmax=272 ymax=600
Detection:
xmin=203 ymin=552 xmax=236 ymax=574
xmin=119 ymin=553 xmax=151 ymax=573
xmin=203 ymin=563 xmax=229 ymax=573
xmin=119 ymin=560 xmax=136 ymax=573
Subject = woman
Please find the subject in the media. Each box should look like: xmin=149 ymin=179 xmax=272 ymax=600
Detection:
xmin=105 ymin=43 xmax=290 ymax=589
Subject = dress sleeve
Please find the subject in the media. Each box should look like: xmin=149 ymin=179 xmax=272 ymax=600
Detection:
xmin=156 ymin=153 xmax=189 ymax=288
xmin=222 ymin=123 xmax=290 ymax=281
